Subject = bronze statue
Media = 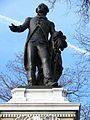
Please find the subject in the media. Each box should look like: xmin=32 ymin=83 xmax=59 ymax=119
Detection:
xmin=9 ymin=3 xmax=67 ymax=87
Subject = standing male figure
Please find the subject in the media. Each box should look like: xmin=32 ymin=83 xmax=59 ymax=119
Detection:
xmin=9 ymin=3 xmax=56 ymax=86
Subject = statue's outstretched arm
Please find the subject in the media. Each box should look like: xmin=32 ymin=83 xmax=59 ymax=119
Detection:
xmin=9 ymin=17 xmax=31 ymax=32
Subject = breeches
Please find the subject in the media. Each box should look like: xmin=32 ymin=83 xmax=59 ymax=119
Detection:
xmin=27 ymin=42 xmax=52 ymax=83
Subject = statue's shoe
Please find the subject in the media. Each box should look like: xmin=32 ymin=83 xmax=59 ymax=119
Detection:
xmin=45 ymin=81 xmax=58 ymax=87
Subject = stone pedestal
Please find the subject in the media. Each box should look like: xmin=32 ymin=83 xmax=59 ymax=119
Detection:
xmin=0 ymin=87 xmax=80 ymax=120
xmin=8 ymin=87 xmax=68 ymax=103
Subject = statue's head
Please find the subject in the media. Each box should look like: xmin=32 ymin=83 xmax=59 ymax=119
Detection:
xmin=36 ymin=3 xmax=49 ymax=15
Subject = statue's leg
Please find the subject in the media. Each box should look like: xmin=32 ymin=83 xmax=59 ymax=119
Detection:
xmin=36 ymin=65 xmax=44 ymax=85
xmin=36 ymin=55 xmax=44 ymax=85
xmin=27 ymin=42 xmax=37 ymax=86
xmin=27 ymin=66 xmax=36 ymax=86
xmin=37 ymin=45 xmax=53 ymax=86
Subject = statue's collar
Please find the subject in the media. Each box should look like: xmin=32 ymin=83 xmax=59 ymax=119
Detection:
xmin=36 ymin=15 xmax=47 ymax=20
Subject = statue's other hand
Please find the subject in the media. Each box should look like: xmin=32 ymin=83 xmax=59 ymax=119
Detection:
xmin=9 ymin=23 xmax=17 ymax=32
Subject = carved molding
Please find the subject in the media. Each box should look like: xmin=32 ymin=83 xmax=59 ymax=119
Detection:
xmin=0 ymin=112 xmax=76 ymax=119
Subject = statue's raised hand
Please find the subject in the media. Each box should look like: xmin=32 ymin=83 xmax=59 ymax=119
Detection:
xmin=9 ymin=23 xmax=17 ymax=32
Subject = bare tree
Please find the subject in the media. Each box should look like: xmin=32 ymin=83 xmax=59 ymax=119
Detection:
xmin=46 ymin=0 xmax=90 ymax=18
xmin=6 ymin=52 xmax=27 ymax=84
xmin=81 ymin=104 xmax=90 ymax=120
xmin=0 ymin=52 xmax=27 ymax=102
xmin=59 ymin=61 xmax=89 ymax=102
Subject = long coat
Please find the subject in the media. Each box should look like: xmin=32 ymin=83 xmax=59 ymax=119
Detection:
xmin=15 ymin=15 xmax=55 ymax=71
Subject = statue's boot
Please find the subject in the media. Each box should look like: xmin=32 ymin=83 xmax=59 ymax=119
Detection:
xmin=44 ymin=78 xmax=58 ymax=87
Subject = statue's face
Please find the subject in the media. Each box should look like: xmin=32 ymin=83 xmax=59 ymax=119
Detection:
xmin=36 ymin=3 xmax=49 ymax=15
xmin=38 ymin=4 xmax=45 ymax=13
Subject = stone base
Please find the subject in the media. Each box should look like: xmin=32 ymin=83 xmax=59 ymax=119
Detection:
xmin=8 ymin=87 xmax=68 ymax=103
xmin=0 ymin=87 xmax=80 ymax=120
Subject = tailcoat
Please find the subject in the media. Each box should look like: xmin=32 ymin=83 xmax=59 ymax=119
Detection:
xmin=15 ymin=15 xmax=55 ymax=71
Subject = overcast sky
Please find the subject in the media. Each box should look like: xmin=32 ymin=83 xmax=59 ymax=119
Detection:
xmin=0 ymin=0 xmax=86 ymax=72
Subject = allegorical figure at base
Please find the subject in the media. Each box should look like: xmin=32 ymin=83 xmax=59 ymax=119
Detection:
xmin=9 ymin=3 xmax=67 ymax=87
